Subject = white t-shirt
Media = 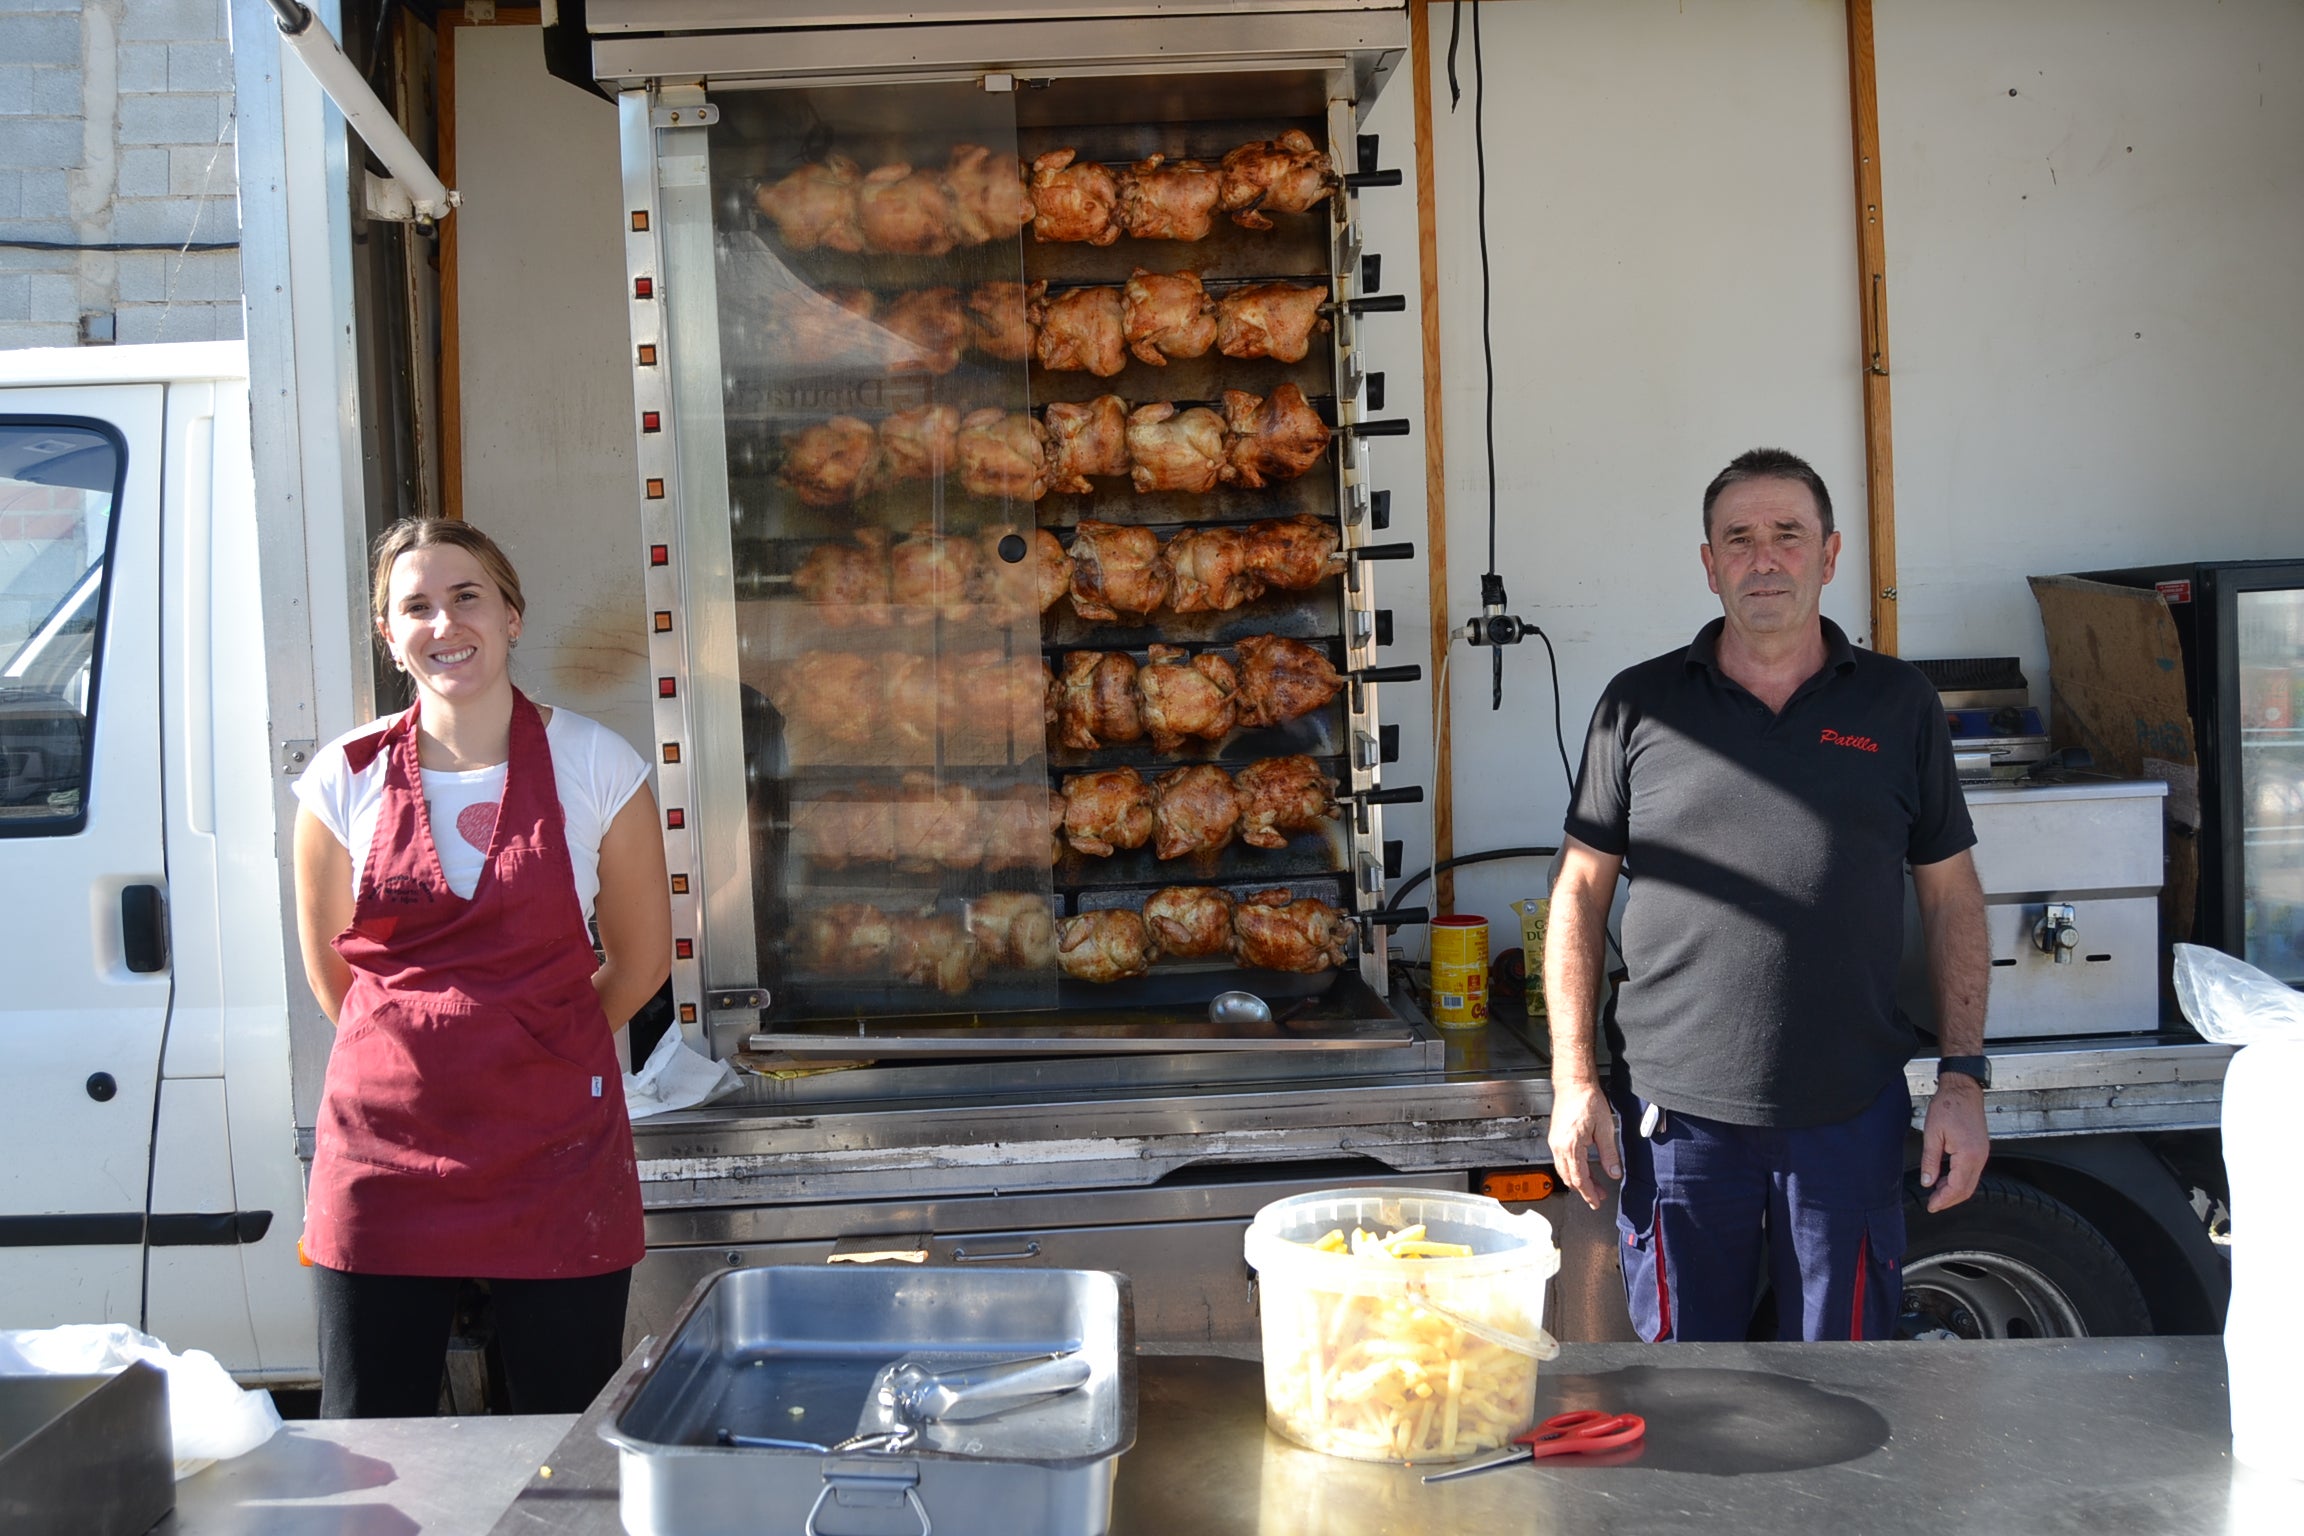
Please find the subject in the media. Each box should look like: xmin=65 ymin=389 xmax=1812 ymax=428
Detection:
xmin=293 ymin=707 xmax=650 ymax=919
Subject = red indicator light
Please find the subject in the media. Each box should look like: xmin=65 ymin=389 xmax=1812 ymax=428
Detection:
xmin=642 ymin=411 xmax=661 ymax=432
xmin=666 ymin=808 xmax=685 ymax=829
xmin=675 ymin=939 xmax=694 ymax=960
xmin=658 ymin=677 xmax=677 ymax=698
xmin=649 ymin=544 xmax=668 ymax=564
xmin=634 ymin=277 xmax=654 ymax=298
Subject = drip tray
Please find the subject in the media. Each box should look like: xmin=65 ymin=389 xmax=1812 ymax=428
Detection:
xmin=749 ymin=971 xmax=1419 ymax=1056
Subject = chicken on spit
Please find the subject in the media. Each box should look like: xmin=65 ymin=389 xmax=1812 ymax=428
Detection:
xmin=1122 ymin=269 xmax=1219 ymax=366
xmin=888 ymin=528 xmax=983 ymax=620
xmin=1214 ymin=282 xmax=1331 ymax=364
xmin=1042 ymin=394 xmax=1131 ymax=495
xmin=954 ymin=409 xmax=1050 ymax=502
xmin=1240 ymin=515 xmax=1345 ymax=590
xmin=893 ymin=773 xmax=981 ymax=873
xmin=1152 ymin=763 xmax=1245 ymax=861
xmin=1117 ymin=154 xmax=1223 ymax=242
xmin=1232 ymin=888 xmax=1357 ymax=973
xmin=1217 ymin=130 xmax=1339 ymax=230
xmin=876 ymin=404 xmax=960 ymax=482
xmin=775 ymin=284 xmax=880 ymax=369
xmin=1163 ymin=526 xmax=1265 ymax=615
xmin=889 ymin=911 xmax=985 ymax=996
xmin=1056 ymin=908 xmax=1155 ymax=984
xmin=799 ymin=902 xmax=896 ymax=975
xmin=791 ymin=792 xmax=897 ymax=870
xmin=942 ymin=649 xmax=1047 ymax=760
xmin=978 ymin=784 xmax=1060 ymax=875
xmin=791 ymin=528 xmax=891 ymax=626
xmin=1136 ymin=644 xmax=1240 ymax=752
xmin=1029 ymin=148 xmax=1121 ymax=246
xmin=1066 ymin=520 xmax=1171 ymax=622
xmin=1124 ymin=402 xmax=1228 ymax=495
xmin=1233 ymin=633 xmax=1345 ymax=728
xmin=964 ymin=280 xmax=1041 ymax=363
xmin=943 ymin=144 xmax=1035 ymax=246
xmin=883 ymin=652 xmax=942 ymax=759
xmin=1221 ymin=384 xmax=1334 ymax=488
xmin=1033 ymin=286 xmax=1128 ymax=378
xmin=754 ymin=157 xmax=866 ymax=252
xmin=966 ymin=891 xmax=1059 ymax=971
xmin=1143 ymin=885 xmax=1236 ymax=960
xmin=781 ymin=416 xmax=880 ymax=506
xmin=767 ymin=650 xmax=883 ymax=756
xmin=974 ymin=526 xmax=1070 ymax=624
xmin=1061 ymin=767 xmax=1154 ymax=858
xmin=856 ymin=162 xmax=961 ymax=257
xmin=1233 ymin=754 xmax=1339 ymax=850
xmin=879 ymin=287 xmax=968 ymax=376
xmin=1052 ymin=650 xmax=1145 ymax=752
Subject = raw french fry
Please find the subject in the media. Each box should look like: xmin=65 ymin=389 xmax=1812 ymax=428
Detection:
xmin=1261 ymin=1223 xmax=1540 ymax=1463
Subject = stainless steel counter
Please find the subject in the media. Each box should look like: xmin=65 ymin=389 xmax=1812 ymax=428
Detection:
xmin=475 ymin=1337 xmax=2303 ymax=1534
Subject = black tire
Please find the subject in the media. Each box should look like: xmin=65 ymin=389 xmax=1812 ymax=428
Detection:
xmin=1898 ymin=1174 xmax=2153 ymax=1339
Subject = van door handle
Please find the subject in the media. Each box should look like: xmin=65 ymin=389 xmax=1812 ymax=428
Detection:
xmin=121 ymin=885 xmax=169 ymax=974
xmin=950 ymin=1241 xmax=1040 ymax=1264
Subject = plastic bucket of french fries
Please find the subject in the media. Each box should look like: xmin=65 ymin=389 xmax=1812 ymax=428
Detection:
xmin=1244 ymin=1187 xmax=1559 ymax=1464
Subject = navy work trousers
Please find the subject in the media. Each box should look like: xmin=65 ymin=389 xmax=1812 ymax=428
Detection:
xmin=1610 ymin=1076 xmax=1909 ymax=1342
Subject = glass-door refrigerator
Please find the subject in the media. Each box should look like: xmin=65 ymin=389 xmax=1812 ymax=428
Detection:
xmin=2077 ymin=560 xmax=2304 ymax=984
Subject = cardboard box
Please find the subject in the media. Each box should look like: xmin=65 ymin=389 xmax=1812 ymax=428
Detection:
xmin=2027 ymin=574 xmax=2198 ymax=943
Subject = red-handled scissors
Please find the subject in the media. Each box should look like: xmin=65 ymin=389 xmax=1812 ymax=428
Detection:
xmin=1419 ymin=1410 xmax=1648 ymax=1483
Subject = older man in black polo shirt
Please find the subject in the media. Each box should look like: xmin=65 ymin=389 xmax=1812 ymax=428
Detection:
xmin=1544 ymin=447 xmax=1990 ymax=1342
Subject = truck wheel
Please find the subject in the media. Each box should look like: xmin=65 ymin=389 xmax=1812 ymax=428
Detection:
xmin=1898 ymin=1175 xmax=2152 ymax=1339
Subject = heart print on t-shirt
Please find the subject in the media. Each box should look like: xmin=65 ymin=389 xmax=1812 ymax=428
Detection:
xmin=456 ymin=801 xmax=500 ymax=854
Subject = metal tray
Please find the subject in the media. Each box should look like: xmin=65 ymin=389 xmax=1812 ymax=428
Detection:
xmin=602 ymin=1266 xmax=1136 ymax=1536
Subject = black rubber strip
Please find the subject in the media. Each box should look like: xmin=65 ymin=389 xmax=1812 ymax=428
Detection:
xmin=0 ymin=1211 xmax=272 ymax=1247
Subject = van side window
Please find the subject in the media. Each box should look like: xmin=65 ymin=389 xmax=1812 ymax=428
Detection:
xmin=0 ymin=422 xmax=123 ymax=837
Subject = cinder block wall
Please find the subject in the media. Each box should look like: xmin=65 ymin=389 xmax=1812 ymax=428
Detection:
xmin=0 ymin=0 xmax=243 ymax=349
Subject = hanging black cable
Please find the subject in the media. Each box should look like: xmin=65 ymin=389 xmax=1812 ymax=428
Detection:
xmin=1382 ymin=846 xmax=1558 ymax=915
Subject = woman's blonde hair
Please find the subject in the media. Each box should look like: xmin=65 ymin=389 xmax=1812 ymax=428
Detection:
xmin=369 ymin=518 xmax=528 ymax=626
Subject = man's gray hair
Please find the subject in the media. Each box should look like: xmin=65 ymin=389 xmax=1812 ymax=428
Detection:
xmin=1702 ymin=447 xmax=1835 ymax=542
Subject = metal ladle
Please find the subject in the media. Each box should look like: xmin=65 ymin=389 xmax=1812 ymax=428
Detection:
xmin=1208 ymin=990 xmax=1273 ymax=1026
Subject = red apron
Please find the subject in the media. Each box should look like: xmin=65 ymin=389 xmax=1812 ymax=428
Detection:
xmin=303 ymin=690 xmax=645 ymax=1279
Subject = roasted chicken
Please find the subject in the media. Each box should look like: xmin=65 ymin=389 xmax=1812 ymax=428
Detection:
xmin=1234 ymin=633 xmax=1345 ymax=728
xmin=1215 ymin=282 xmax=1330 ymax=363
xmin=943 ymin=144 xmax=1035 ymax=246
xmin=1152 ymin=763 xmax=1244 ymax=861
xmin=954 ymin=409 xmax=1050 ymax=502
xmin=1124 ymin=402 xmax=1228 ymax=495
xmin=1143 ymin=886 xmax=1236 ymax=960
xmin=1056 ymin=908 xmax=1155 ymax=983
xmin=781 ymin=416 xmax=880 ymax=506
xmin=1034 ymin=285 xmax=1128 ymax=377
xmin=879 ymin=287 xmax=968 ymax=376
xmin=1218 ymin=130 xmax=1338 ymax=229
xmin=893 ymin=774 xmax=981 ymax=873
xmin=1241 ymin=515 xmax=1345 ymax=590
xmin=790 ymin=792 xmax=896 ymax=870
xmin=775 ymin=284 xmax=880 ymax=368
xmin=766 ymin=651 xmax=882 ymax=754
xmin=1122 ymin=269 xmax=1219 ymax=366
xmin=1221 ymin=384 xmax=1334 ymax=488
xmin=1061 ymin=767 xmax=1154 ymax=858
xmin=978 ymin=785 xmax=1060 ymax=875
xmin=966 ymin=891 xmax=1059 ymax=971
xmin=974 ymin=526 xmax=1069 ymax=624
xmin=1117 ymin=154 xmax=1223 ymax=242
xmin=1043 ymin=395 xmax=1131 ymax=494
xmin=876 ymin=404 xmax=960 ymax=482
xmin=1136 ymin=644 xmax=1240 ymax=753
xmin=965 ymin=280 xmax=1041 ymax=362
xmin=889 ymin=911 xmax=985 ymax=996
xmin=1163 ymin=527 xmax=1265 ymax=615
xmin=857 ymin=162 xmax=960 ymax=256
xmin=1233 ymin=754 xmax=1339 ymax=850
xmin=754 ymin=157 xmax=866 ymax=253
xmin=883 ymin=652 xmax=942 ymax=757
xmin=1232 ymin=889 xmax=1356 ymax=973
xmin=799 ymin=902 xmax=896 ymax=975
xmin=1029 ymin=148 xmax=1121 ymax=246
xmin=888 ymin=528 xmax=982 ymax=619
xmin=791 ymin=528 xmax=891 ymax=625
xmin=1053 ymin=650 xmax=1145 ymax=752
xmin=1066 ymin=520 xmax=1170 ymax=621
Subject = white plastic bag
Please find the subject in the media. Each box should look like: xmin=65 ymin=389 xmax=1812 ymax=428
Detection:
xmin=622 ymin=1022 xmax=741 ymax=1120
xmin=0 ymin=1323 xmax=282 ymax=1479
xmin=2171 ymin=943 xmax=2304 ymax=1045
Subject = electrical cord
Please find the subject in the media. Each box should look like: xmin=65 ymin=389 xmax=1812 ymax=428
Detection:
xmin=1382 ymin=846 xmax=1558 ymax=915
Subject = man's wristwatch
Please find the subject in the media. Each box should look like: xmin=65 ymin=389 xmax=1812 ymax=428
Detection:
xmin=1937 ymin=1055 xmax=1992 ymax=1090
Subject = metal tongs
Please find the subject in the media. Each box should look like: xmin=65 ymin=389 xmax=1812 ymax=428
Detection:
xmin=716 ymin=1350 xmax=1091 ymax=1457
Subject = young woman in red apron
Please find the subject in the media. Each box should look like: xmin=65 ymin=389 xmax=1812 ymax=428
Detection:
xmin=292 ymin=520 xmax=670 ymax=1417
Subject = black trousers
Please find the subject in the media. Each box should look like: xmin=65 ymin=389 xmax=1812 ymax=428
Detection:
xmin=314 ymin=1263 xmax=632 ymax=1419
